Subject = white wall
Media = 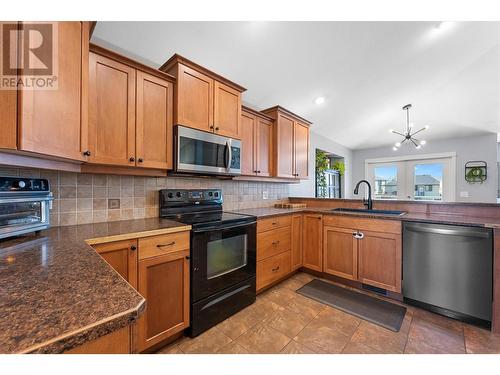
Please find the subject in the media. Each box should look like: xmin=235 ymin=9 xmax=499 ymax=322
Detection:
xmin=289 ymin=130 xmax=354 ymax=198
xmin=351 ymin=133 xmax=498 ymax=203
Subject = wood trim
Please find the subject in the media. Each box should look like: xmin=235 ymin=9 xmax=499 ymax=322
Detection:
xmin=89 ymin=43 xmax=176 ymax=83
xmin=64 ymin=326 xmax=130 ymax=354
xmin=493 ymin=229 xmax=500 ymax=334
xmin=232 ymin=175 xmax=300 ymax=183
xmin=80 ymin=21 xmax=90 ymax=158
xmin=241 ymin=105 xmax=274 ymax=121
xmin=84 ymin=227 xmax=191 ymax=246
xmin=262 ymin=105 xmax=312 ymax=125
xmin=159 ymin=53 xmax=246 ymax=92
xmin=89 ymin=21 xmax=97 ymax=38
xmin=0 ymin=151 xmax=82 ymax=172
xmin=80 ymin=163 xmax=167 ymax=177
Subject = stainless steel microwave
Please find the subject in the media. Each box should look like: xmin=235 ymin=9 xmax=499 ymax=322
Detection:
xmin=175 ymin=125 xmax=241 ymax=176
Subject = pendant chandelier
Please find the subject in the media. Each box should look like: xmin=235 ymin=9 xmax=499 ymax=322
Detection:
xmin=390 ymin=104 xmax=428 ymax=151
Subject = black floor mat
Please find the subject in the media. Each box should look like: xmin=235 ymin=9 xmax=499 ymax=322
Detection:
xmin=297 ymin=279 xmax=407 ymax=332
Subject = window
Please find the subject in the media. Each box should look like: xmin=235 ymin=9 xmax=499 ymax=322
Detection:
xmin=365 ymin=153 xmax=455 ymax=202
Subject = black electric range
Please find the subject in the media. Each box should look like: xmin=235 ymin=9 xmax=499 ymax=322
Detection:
xmin=159 ymin=189 xmax=256 ymax=337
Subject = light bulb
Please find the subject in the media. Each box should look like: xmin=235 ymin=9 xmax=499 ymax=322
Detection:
xmin=416 ymin=145 xmax=421 ymax=149
xmin=392 ymin=146 xmax=398 ymax=151
xmin=314 ymin=97 xmax=325 ymax=105
xmin=409 ymin=123 xmax=414 ymax=129
xmin=424 ymin=125 xmax=430 ymax=129
xmin=395 ymin=142 xmax=401 ymax=147
xmin=389 ymin=129 xmax=394 ymax=133
xmin=420 ymin=140 xmax=426 ymax=145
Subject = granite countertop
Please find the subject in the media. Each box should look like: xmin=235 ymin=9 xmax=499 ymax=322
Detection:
xmin=0 ymin=218 xmax=191 ymax=354
xmin=231 ymin=207 xmax=500 ymax=229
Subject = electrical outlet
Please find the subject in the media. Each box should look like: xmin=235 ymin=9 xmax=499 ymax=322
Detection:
xmin=108 ymin=198 xmax=120 ymax=209
xmin=262 ymin=191 xmax=268 ymax=200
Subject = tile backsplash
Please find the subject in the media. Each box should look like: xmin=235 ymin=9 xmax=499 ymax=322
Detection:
xmin=0 ymin=167 xmax=289 ymax=226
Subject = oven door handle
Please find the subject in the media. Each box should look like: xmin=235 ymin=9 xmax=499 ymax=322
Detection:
xmin=192 ymin=221 xmax=256 ymax=233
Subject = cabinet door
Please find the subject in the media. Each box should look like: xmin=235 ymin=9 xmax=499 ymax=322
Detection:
xmin=136 ymin=71 xmax=173 ymax=169
xmin=291 ymin=214 xmax=303 ymax=270
xmin=240 ymin=110 xmax=256 ymax=175
xmin=323 ymin=226 xmax=358 ymax=281
xmin=137 ymin=249 xmax=190 ymax=352
xmin=214 ymin=81 xmax=241 ymax=138
xmin=176 ymin=64 xmax=213 ymax=132
xmin=256 ymin=117 xmax=273 ymax=177
xmin=18 ymin=22 xmax=88 ymax=161
xmin=88 ymin=52 xmax=136 ymax=166
xmin=302 ymin=214 xmax=323 ymax=271
xmin=358 ymin=230 xmax=402 ymax=292
xmin=93 ymin=239 xmax=138 ymax=289
xmin=275 ymin=113 xmax=294 ymax=178
xmin=294 ymin=121 xmax=309 ymax=179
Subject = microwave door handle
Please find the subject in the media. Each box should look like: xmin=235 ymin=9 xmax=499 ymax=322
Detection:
xmin=224 ymin=141 xmax=232 ymax=171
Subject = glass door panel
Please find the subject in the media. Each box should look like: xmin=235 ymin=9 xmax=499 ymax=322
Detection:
xmin=373 ymin=165 xmax=398 ymax=200
xmin=412 ymin=163 xmax=443 ymax=201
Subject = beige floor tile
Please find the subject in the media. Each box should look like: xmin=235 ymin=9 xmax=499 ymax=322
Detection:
xmin=464 ymin=324 xmax=500 ymax=354
xmin=294 ymin=324 xmax=350 ymax=354
xmin=261 ymin=287 xmax=298 ymax=307
xmin=342 ymin=341 xmax=382 ymax=354
xmin=407 ymin=317 xmax=465 ymax=354
xmin=236 ymin=323 xmax=291 ymax=354
xmin=293 ymin=272 xmax=315 ymax=284
xmin=310 ymin=307 xmax=361 ymax=337
xmin=404 ymin=339 xmax=452 ymax=354
xmin=217 ymin=341 xmax=250 ymax=354
xmin=178 ymin=327 xmax=232 ymax=354
xmin=218 ymin=307 xmax=262 ymax=340
xmin=279 ymin=276 xmax=308 ymax=291
xmin=284 ymin=293 xmax=326 ymax=320
xmin=349 ymin=320 xmax=409 ymax=354
xmin=264 ymin=306 xmax=312 ymax=338
xmin=245 ymin=298 xmax=284 ymax=321
xmin=413 ymin=308 xmax=463 ymax=334
xmin=156 ymin=343 xmax=184 ymax=354
xmin=280 ymin=340 xmax=317 ymax=354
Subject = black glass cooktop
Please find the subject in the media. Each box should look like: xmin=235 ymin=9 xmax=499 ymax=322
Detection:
xmin=163 ymin=210 xmax=255 ymax=229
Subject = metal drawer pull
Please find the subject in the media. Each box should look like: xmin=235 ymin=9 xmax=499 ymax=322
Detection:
xmin=157 ymin=241 xmax=176 ymax=248
xmin=272 ymin=265 xmax=280 ymax=272
xmin=353 ymin=232 xmax=364 ymax=239
xmin=272 ymin=240 xmax=280 ymax=245
xmin=271 ymin=222 xmax=278 ymax=225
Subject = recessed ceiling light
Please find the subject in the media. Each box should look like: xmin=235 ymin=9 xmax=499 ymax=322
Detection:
xmin=314 ymin=97 xmax=325 ymax=105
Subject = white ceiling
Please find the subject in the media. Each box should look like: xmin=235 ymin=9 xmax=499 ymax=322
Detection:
xmin=92 ymin=21 xmax=500 ymax=150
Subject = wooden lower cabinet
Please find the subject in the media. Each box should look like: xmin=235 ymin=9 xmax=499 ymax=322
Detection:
xmin=302 ymin=214 xmax=323 ymax=272
xmin=136 ymin=249 xmax=190 ymax=352
xmin=257 ymin=251 xmax=291 ymax=291
xmin=291 ymin=214 xmax=303 ymax=270
xmin=323 ymin=226 xmax=358 ymax=281
xmin=65 ymin=326 xmax=130 ymax=354
xmin=93 ymin=239 xmax=138 ymax=288
xmin=358 ymin=230 xmax=402 ymax=292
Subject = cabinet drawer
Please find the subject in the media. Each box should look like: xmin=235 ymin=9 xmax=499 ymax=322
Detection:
xmin=257 ymin=226 xmax=291 ymax=261
xmin=257 ymin=251 xmax=291 ymax=291
xmin=138 ymin=231 xmax=190 ymax=260
xmin=257 ymin=215 xmax=292 ymax=233
xmin=323 ymin=215 xmax=401 ymax=235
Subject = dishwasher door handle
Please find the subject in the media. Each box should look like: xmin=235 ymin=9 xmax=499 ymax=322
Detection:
xmin=405 ymin=224 xmax=490 ymax=238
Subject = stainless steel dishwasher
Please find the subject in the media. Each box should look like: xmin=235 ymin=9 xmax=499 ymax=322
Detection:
xmin=403 ymin=222 xmax=493 ymax=326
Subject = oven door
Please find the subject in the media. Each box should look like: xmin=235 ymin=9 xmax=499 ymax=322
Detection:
xmin=176 ymin=126 xmax=241 ymax=175
xmin=0 ymin=196 xmax=52 ymax=239
xmin=191 ymin=220 xmax=256 ymax=302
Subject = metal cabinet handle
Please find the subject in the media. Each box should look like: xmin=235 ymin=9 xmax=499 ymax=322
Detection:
xmin=157 ymin=241 xmax=176 ymax=248
xmin=272 ymin=240 xmax=280 ymax=245
xmin=271 ymin=222 xmax=278 ymax=225
xmin=130 ymin=245 xmax=137 ymax=251
xmin=272 ymin=265 xmax=280 ymax=272
xmin=83 ymin=150 xmax=91 ymax=156
xmin=129 ymin=157 xmax=135 ymax=162
xmin=353 ymin=232 xmax=364 ymax=239
xmin=138 ymin=158 xmax=143 ymax=163
xmin=185 ymin=255 xmax=190 ymax=260
xmin=210 ymin=125 xmax=214 ymax=130
xmin=215 ymin=126 xmax=220 ymax=131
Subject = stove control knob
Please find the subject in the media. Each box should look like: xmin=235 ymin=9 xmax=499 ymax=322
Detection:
xmin=167 ymin=192 xmax=173 ymax=198
xmin=176 ymin=192 xmax=182 ymax=198
xmin=208 ymin=191 xmax=213 ymax=197
xmin=14 ymin=180 xmax=27 ymax=189
xmin=214 ymin=192 xmax=219 ymax=197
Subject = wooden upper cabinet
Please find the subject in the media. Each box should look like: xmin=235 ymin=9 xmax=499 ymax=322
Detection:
xmin=87 ymin=45 xmax=176 ymax=169
xmin=291 ymin=214 xmax=303 ymax=270
xmin=358 ymin=230 xmax=402 ymax=292
xmin=137 ymin=249 xmax=190 ymax=352
xmin=136 ymin=71 xmax=173 ymax=169
xmin=323 ymin=226 xmax=358 ymax=281
xmin=262 ymin=106 xmax=311 ymax=179
xmin=160 ymin=54 xmax=245 ymax=138
xmin=214 ymin=81 xmax=241 ymax=138
xmin=176 ymin=64 xmax=213 ymax=132
xmin=93 ymin=239 xmax=138 ymax=289
xmin=256 ymin=117 xmax=273 ymax=177
xmin=240 ymin=106 xmax=274 ymax=177
xmin=294 ymin=121 xmax=309 ymax=179
xmin=17 ymin=21 xmax=89 ymax=161
xmin=240 ymin=109 xmax=256 ymax=175
xmin=88 ymin=52 xmax=136 ymax=166
xmin=302 ymin=214 xmax=323 ymax=272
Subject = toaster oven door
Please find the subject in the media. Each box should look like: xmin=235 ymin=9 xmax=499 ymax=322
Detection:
xmin=0 ymin=197 xmax=51 ymax=239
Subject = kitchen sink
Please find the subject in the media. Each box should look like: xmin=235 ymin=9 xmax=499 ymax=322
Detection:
xmin=331 ymin=208 xmax=407 ymax=216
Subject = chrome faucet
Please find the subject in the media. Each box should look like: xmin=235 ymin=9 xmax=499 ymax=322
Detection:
xmin=353 ymin=180 xmax=373 ymax=210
